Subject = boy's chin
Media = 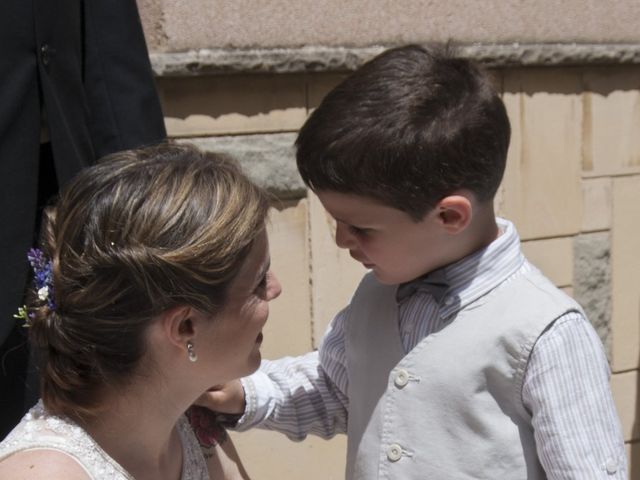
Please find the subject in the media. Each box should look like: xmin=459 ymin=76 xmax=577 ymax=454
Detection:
xmin=371 ymin=267 xmax=430 ymax=286
xmin=370 ymin=269 xmax=405 ymax=286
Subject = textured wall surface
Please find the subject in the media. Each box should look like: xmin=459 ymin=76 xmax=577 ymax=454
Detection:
xmin=139 ymin=0 xmax=640 ymax=51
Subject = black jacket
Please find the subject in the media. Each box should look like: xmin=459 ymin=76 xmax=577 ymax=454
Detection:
xmin=0 ymin=0 xmax=166 ymax=342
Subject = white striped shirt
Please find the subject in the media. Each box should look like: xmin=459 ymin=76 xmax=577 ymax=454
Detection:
xmin=241 ymin=218 xmax=627 ymax=478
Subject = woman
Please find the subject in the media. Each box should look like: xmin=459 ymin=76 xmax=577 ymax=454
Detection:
xmin=0 ymin=143 xmax=281 ymax=479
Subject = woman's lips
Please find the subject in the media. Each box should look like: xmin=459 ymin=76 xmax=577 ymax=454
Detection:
xmin=256 ymin=332 xmax=263 ymax=344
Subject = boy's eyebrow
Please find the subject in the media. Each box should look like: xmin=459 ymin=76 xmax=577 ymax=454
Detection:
xmin=332 ymin=214 xmax=361 ymax=225
xmin=334 ymin=217 xmax=372 ymax=229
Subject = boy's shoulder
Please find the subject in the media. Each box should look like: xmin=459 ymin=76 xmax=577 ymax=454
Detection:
xmin=518 ymin=264 xmax=580 ymax=304
xmin=484 ymin=266 xmax=585 ymax=334
xmin=349 ymin=266 xmax=581 ymax=319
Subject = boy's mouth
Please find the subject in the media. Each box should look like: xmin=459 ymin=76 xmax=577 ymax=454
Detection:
xmin=349 ymin=251 xmax=367 ymax=263
xmin=350 ymin=252 xmax=374 ymax=269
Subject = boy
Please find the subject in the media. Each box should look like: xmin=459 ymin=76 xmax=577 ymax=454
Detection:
xmin=204 ymin=45 xmax=626 ymax=479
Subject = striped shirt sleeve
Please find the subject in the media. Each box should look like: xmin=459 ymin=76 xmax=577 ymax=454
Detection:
xmin=236 ymin=309 xmax=350 ymax=440
xmin=522 ymin=312 xmax=627 ymax=479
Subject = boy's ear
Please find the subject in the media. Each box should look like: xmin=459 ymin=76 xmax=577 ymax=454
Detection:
xmin=435 ymin=194 xmax=472 ymax=234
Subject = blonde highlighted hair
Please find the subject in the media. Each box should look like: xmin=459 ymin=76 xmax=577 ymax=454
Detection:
xmin=29 ymin=143 xmax=269 ymax=418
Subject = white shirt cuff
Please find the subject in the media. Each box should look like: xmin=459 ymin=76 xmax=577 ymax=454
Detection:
xmin=235 ymin=369 xmax=279 ymax=431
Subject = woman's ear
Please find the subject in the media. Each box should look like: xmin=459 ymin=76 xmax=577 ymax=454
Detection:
xmin=160 ymin=305 xmax=196 ymax=351
xmin=435 ymin=194 xmax=472 ymax=234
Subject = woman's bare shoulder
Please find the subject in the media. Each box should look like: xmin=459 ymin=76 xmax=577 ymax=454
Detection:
xmin=0 ymin=449 xmax=91 ymax=480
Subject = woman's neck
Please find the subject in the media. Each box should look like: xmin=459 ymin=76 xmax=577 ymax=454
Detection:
xmin=79 ymin=378 xmax=192 ymax=480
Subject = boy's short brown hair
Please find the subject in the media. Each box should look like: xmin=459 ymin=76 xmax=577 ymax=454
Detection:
xmin=296 ymin=44 xmax=510 ymax=220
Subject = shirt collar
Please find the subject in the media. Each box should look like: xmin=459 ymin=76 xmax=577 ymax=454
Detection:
xmin=396 ymin=218 xmax=525 ymax=319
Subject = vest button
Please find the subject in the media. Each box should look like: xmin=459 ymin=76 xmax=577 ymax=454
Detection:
xmin=394 ymin=369 xmax=410 ymax=388
xmin=605 ymin=458 xmax=617 ymax=474
xmin=386 ymin=443 xmax=403 ymax=462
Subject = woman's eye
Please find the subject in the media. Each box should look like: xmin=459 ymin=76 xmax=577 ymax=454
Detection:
xmin=254 ymin=272 xmax=269 ymax=295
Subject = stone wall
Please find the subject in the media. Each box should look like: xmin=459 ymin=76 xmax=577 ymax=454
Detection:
xmin=138 ymin=0 xmax=640 ymax=50
xmin=139 ymin=1 xmax=640 ymax=477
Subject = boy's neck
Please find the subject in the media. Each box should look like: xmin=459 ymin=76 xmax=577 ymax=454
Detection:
xmin=464 ymin=207 xmax=500 ymax=255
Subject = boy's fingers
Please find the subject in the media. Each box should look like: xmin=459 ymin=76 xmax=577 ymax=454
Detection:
xmin=194 ymin=390 xmax=225 ymax=410
xmin=194 ymin=381 xmax=246 ymax=414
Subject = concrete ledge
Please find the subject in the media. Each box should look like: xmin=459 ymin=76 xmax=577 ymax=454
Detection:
xmin=151 ymin=43 xmax=640 ymax=76
xmin=178 ymin=134 xmax=304 ymax=199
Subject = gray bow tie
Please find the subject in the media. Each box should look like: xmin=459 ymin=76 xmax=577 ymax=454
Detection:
xmin=396 ymin=268 xmax=449 ymax=304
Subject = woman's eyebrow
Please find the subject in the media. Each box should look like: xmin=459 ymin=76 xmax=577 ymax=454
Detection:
xmin=254 ymin=259 xmax=271 ymax=286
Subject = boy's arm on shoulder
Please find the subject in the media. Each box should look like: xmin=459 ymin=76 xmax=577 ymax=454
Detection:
xmin=0 ymin=449 xmax=91 ymax=480
xmin=236 ymin=307 xmax=352 ymax=439
xmin=523 ymin=312 xmax=627 ymax=478
xmin=238 ymin=350 xmax=349 ymax=439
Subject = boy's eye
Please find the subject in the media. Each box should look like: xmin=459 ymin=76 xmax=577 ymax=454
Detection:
xmin=348 ymin=225 xmax=372 ymax=236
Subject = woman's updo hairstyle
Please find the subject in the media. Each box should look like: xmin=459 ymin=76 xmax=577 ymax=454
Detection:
xmin=28 ymin=142 xmax=269 ymax=419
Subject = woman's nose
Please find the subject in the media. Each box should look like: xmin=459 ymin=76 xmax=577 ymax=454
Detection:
xmin=267 ymin=272 xmax=282 ymax=301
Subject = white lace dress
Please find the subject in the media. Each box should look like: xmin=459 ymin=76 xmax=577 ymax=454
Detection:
xmin=0 ymin=401 xmax=209 ymax=479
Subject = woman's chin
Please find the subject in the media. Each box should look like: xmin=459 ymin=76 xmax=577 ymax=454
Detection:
xmin=239 ymin=350 xmax=262 ymax=378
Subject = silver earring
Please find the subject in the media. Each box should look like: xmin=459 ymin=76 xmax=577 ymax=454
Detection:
xmin=187 ymin=340 xmax=197 ymax=362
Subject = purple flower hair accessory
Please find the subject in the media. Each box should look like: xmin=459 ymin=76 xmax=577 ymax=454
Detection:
xmin=27 ymin=248 xmax=56 ymax=311
xmin=14 ymin=248 xmax=56 ymax=326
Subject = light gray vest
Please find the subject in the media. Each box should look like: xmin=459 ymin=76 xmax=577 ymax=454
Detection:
xmin=345 ymin=268 xmax=582 ymax=480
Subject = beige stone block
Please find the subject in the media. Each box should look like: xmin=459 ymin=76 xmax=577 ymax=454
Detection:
xmin=627 ymin=441 xmax=640 ymax=480
xmin=521 ymin=237 xmax=574 ymax=288
xmin=497 ymin=69 xmax=583 ymax=240
xmin=307 ymin=73 xmax=349 ymax=111
xmin=157 ymin=75 xmax=307 ymax=137
xmin=263 ymin=201 xmax=313 ymax=358
xmin=230 ymin=430 xmax=346 ymax=480
xmin=560 ymin=286 xmax=574 ymax=298
xmin=611 ymin=370 xmax=639 ymax=442
xmin=581 ymin=177 xmax=612 ymax=232
xmin=611 ymin=176 xmax=640 ymax=372
xmin=582 ymin=68 xmax=640 ymax=177
xmin=309 ymin=192 xmax=367 ymax=347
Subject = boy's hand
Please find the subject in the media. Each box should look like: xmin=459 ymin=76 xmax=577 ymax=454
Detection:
xmin=195 ymin=380 xmax=246 ymax=416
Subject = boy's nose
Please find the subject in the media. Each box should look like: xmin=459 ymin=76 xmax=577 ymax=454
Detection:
xmin=335 ymin=221 xmax=356 ymax=249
